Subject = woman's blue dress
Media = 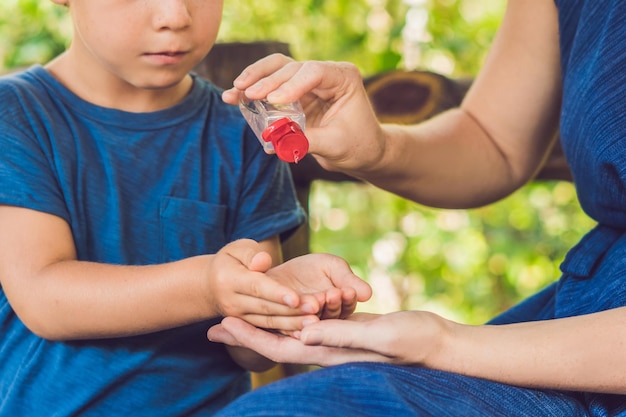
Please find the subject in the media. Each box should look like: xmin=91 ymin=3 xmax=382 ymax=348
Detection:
xmin=216 ymin=1 xmax=626 ymax=415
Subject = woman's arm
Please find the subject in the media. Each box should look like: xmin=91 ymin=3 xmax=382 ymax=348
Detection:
xmin=435 ymin=308 xmax=626 ymax=393
xmin=305 ymin=308 xmax=626 ymax=393
xmin=210 ymin=307 xmax=626 ymax=394
xmin=223 ymin=0 xmax=562 ymax=209
xmin=375 ymin=0 xmax=563 ymax=207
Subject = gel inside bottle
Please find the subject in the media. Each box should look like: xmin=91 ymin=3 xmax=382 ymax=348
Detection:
xmin=239 ymin=95 xmax=309 ymax=164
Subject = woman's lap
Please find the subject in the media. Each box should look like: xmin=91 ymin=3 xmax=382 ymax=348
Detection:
xmin=216 ymin=363 xmax=588 ymax=417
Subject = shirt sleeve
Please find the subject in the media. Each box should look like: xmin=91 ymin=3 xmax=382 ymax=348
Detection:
xmin=0 ymin=77 xmax=70 ymax=223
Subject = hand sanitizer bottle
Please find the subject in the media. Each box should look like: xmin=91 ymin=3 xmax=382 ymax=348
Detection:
xmin=239 ymin=95 xmax=309 ymax=164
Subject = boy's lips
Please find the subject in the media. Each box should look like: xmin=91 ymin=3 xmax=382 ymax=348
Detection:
xmin=143 ymin=50 xmax=188 ymax=65
xmin=148 ymin=50 xmax=187 ymax=56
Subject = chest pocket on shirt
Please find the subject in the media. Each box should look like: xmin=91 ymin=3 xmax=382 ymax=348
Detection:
xmin=159 ymin=196 xmax=228 ymax=263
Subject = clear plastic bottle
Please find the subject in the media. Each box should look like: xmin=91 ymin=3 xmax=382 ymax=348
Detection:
xmin=239 ymin=95 xmax=309 ymax=164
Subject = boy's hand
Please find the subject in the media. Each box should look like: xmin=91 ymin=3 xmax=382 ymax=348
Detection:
xmin=205 ymin=239 xmax=321 ymax=331
xmin=261 ymin=254 xmax=372 ymax=321
xmin=206 ymin=239 xmax=371 ymax=333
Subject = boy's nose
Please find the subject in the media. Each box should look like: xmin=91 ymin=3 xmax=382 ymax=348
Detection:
xmin=152 ymin=0 xmax=192 ymax=31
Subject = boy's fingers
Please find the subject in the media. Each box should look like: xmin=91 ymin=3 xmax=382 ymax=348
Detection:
xmin=224 ymin=293 xmax=310 ymax=318
xmin=320 ymin=255 xmax=372 ymax=302
xmin=230 ymin=271 xmax=301 ymax=308
xmin=223 ymin=239 xmax=270 ymax=271
xmin=248 ymin=251 xmax=272 ymax=273
xmin=222 ymin=290 xmax=321 ymax=321
xmin=338 ymin=288 xmax=358 ymax=318
xmin=319 ymin=288 xmax=342 ymax=319
xmin=241 ymin=312 xmax=320 ymax=332
xmin=338 ymin=274 xmax=372 ymax=302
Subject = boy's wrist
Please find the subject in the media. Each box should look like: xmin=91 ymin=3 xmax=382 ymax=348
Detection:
xmin=187 ymin=254 xmax=222 ymax=320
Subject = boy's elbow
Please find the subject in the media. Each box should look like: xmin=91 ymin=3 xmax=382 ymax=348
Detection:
xmin=23 ymin=318 xmax=66 ymax=341
xmin=10 ymin=306 xmax=71 ymax=342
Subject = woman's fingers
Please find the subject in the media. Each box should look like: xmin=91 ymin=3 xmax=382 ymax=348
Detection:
xmin=228 ymin=55 xmax=364 ymax=107
xmin=209 ymin=317 xmax=386 ymax=366
xmin=299 ymin=313 xmax=382 ymax=349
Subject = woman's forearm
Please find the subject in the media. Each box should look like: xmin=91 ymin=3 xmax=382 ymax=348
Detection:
xmin=434 ymin=307 xmax=626 ymax=393
xmin=362 ymin=108 xmax=552 ymax=210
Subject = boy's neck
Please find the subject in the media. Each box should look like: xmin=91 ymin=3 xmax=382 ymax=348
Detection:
xmin=45 ymin=52 xmax=194 ymax=113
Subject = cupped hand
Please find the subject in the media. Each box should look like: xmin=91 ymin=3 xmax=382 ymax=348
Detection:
xmin=263 ymin=253 xmax=372 ymax=321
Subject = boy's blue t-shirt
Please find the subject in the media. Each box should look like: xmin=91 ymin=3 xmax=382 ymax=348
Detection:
xmin=0 ymin=66 xmax=306 ymax=416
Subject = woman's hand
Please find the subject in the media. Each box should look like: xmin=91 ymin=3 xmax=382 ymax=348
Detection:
xmin=222 ymin=54 xmax=387 ymax=178
xmin=208 ymin=310 xmax=451 ymax=367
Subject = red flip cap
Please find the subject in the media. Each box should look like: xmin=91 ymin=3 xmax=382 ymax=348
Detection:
xmin=261 ymin=118 xmax=309 ymax=164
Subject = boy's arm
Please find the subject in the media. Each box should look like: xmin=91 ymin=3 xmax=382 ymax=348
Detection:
xmin=0 ymin=205 xmax=315 ymax=340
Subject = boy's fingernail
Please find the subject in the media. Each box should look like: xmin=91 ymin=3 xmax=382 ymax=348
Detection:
xmin=283 ymin=295 xmax=296 ymax=307
xmin=301 ymin=303 xmax=316 ymax=314
xmin=302 ymin=317 xmax=318 ymax=327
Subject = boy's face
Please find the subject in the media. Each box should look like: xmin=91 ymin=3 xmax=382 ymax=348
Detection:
xmin=54 ymin=0 xmax=223 ymax=91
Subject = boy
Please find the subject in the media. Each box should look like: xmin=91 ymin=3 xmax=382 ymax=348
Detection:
xmin=0 ymin=1 xmax=370 ymax=415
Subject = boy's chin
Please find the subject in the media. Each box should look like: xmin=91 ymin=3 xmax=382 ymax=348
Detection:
xmin=132 ymin=71 xmax=192 ymax=91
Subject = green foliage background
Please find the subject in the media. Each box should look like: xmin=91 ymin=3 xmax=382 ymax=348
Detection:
xmin=1 ymin=0 xmax=596 ymax=324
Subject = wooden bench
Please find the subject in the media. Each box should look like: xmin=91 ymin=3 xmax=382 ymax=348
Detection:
xmin=201 ymin=41 xmax=573 ymax=387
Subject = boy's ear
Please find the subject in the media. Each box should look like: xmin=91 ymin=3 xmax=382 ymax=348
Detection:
xmin=50 ymin=0 xmax=69 ymax=6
